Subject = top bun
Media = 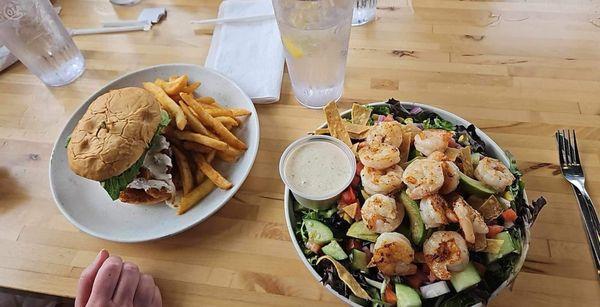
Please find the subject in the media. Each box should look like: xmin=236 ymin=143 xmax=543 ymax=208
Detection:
xmin=67 ymin=87 xmax=161 ymax=181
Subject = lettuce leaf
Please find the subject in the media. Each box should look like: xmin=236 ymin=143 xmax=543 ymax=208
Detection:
xmin=423 ymin=117 xmax=455 ymax=131
xmin=100 ymin=110 xmax=171 ymax=200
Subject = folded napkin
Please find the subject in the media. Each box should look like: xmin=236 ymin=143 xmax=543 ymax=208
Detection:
xmin=205 ymin=0 xmax=285 ymax=104
xmin=0 ymin=46 xmax=18 ymax=72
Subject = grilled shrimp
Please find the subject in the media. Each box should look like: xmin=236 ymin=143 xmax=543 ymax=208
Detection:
xmin=419 ymin=194 xmax=457 ymax=229
xmin=414 ymin=129 xmax=453 ymax=156
xmin=428 ymin=152 xmax=460 ymax=194
xmin=367 ymin=121 xmax=404 ymax=148
xmin=361 ymin=194 xmax=404 ymax=233
xmin=402 ymin=159 xmax=444 ymax=199
xmin=423 ymin=231 xmax=470 ymax=280
xmin=361 ymin=165 xmax=404 ymax=195
xmin=370 ymin=232 xmax=417 ymax=276
xmin=452 ymin=197 xmax=489 ymax=244
xmin=358 ymin=142 xmax=401 ymax=170
xmin=474 ymin=157 xmax=515 ymax=192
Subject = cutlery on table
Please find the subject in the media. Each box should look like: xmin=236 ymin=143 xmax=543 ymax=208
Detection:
xmin=190 ymin=14 xmax=274 ymax=25
xmin=555 ymin=129 xmax=600 ymax=277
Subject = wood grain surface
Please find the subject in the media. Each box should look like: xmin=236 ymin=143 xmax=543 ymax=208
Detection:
xmin=1 ymin=0 xmax=599 ymax=306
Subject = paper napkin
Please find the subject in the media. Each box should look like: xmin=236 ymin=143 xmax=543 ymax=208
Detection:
xmin=205 ymin=0 xmax=285 ymax=104
xmin=0 ymin=46 xmax=18 ymax=72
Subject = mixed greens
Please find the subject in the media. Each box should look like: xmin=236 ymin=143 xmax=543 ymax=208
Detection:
xmin=292 ymin=99 xmax=546 ymax=307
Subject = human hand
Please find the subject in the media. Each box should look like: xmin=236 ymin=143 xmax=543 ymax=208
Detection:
xmin=75 ymin=250 xmax=162 ymax=307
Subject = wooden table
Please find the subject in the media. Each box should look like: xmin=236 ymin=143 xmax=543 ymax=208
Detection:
xmin=1 ymin=0 xmax=599 ymax=306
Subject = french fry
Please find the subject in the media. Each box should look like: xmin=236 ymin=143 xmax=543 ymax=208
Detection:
xmin=206 ymin=108 xmax=234 ymax=117
xmin=192 ymin=150 xmax=216 ymax=183
xmin=183 ymin=141 xmax=213 ymax=153
xmin=182 ymin=93 xmax=248 ymax=150
xmin=216 ymin=116 xmax=239 ymax=127
xmin=166 ymin=129 xmax=228 ymax=151
xmin=231 ymin=108 xmax=251 ymax=117
xmin=196 ymin=96 xmax=216 ymax=105
xmin=196 ymin=154 xmax=233 ymax=190
xmin=182 ymin=81 xmax=201 ymax=94
xmin=143 ymin=82 xmax=187 ymax=130
xmin=172 ymin=146 xmax=194 ymax=195
xmin=216 ymin=150 xmax=239 ymax=163
xmin=177 ymin=179 xmax=215 ymax=215
xmin=162 ymin=75 xmax=188 ymax=95
xmin=178 ymin=100 xmax=210 ymax=135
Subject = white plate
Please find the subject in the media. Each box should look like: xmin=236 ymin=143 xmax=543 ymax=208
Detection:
xmin=283 ymin=101 xmax=529 ymax=306
xmin=50 ymin=64 xmax=260 ymax=243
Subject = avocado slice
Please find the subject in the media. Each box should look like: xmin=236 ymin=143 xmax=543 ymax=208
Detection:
xmin=487 ymin=231 xmax=518 ymax=262
xmin=399 ymin=191 xmax=426 ymax=245
xmin=395 ymin=283 xmax=422 ymax=307
xmin=322 ymin=241 xmax=348 ymax=261
xmin=347 ymin=221 xmax=379 ymax=242
xmin=303 ymin=219 xmax=334 ymax=245
xmin=450 ymin=262 xmax=481 ymax=292
xmin=350 ymin=249 xmax=369 ymax=271
xmin=459 ymin=172 xmax=496 ymax=197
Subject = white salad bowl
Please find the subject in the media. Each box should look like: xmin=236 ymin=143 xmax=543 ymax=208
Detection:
xmin=50 ymin=64 xmax=259 ymax=243
xmin=283 ymin=101 xmax=529 ymax=306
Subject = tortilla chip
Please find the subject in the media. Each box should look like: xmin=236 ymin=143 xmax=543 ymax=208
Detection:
xmin=402 ymin=123 xmax=422 ymax=139
xmin=317 ymin=256 xmax=370 ymax=300
xmin=399 ymin=131 xmax=413 ymax=163
xmin=314 ymin=128 xmax=330 ymax=135
xmin=345 ymin=123 xmax=371 ymax=135
xmin=445 ymin=147 xmax=461 ymax=162
xmin=324 ymin=102 xmax=352 ymax=147
xmin=459 ymin=146 xmax=474 ymax=177
xmin=351 ymin=103 xmax=372 ymax=125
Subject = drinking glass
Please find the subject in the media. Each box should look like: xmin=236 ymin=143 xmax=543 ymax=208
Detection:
xmin=272 ymin=0 xmax=354 ymax=109
xmin=0 ymin=0 xmax=85 ymax=87
xmin=353 ymin=0 xmax=377 ymax=26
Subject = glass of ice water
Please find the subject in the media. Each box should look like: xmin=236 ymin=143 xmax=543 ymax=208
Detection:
xmin=353 ymin=0 xmax=377 ymax=26
xmin=272 ymin=0 xmax=354 ymax=109
xmin=0 ymin=0 xmax=85 ymax=87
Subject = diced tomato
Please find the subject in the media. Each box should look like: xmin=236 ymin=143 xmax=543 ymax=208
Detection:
xmin=351 ymin=175 xmax=360 ymax=188
xmin=384 ymin=285 xmax=397 ymax=304
xmin=405 ymin=270 xmax=428 ymax=289
xmin=341 ymin=187 xmax=357 ymax=204
xmin=472 ymin=262 xmax=486 ymax=275
xmin=487 ymin=225 xmax=504 ymax=238
xmin=337 ymin=199 xmax=348 ymax=209
xmin=306 ymin=241 xmax=321 ymax=254
xmin=356 ymin=162 xmax=364 ymax=176
xmin=448 ymin=137 xmax=461 ymax=148
xmin=383 ymin=114 xmax=394 ymax=122
xmin=501 ymin=209 xmax=518 ymax=223
xmin=345 ymin=239 xmax=362 ymax=252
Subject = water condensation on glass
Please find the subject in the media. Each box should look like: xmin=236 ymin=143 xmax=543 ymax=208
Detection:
xmin=272 ymin=0 xmax=354 ymax=108
xmin=0 ymin=0 xmax=84 ymax=86
xmin=352 ymin=0 xmax=377 ymax=26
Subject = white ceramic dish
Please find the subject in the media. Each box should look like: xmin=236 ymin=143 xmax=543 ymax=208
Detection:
xmin=50 ymin=64 xmax=260 ymax=243
xmin=283 ymin=101 xmax=529 ymax=306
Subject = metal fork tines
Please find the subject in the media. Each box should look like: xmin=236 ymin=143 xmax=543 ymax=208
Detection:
xmin=555 ymin=129 xmax=600 ymax=277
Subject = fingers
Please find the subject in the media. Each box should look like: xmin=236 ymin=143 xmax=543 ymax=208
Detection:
xmin=75 ymin=249 xmax=109 ymax=307
xmin=151 ymin=286 xmax=162 ymax=307
xmin=133 ymin=274 xmax=156 ymax=307
xmin=89 ymin=256 xmax=123 ymax=301
xmin=112 ymin=262 xmax=141 ymax=304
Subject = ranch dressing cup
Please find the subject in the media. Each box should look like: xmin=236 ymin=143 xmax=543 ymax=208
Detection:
xmin=279 ymin=135 xmax=356 ymax=210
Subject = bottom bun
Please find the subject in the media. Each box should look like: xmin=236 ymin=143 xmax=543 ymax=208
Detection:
xmin=119 ymin=187 xmax=172 ymax=205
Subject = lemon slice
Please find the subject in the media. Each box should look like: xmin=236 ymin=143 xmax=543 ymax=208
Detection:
xmin=282 ymin=36 xmax=304 ymax=59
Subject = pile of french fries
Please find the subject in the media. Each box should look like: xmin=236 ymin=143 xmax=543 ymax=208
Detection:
xmin=142 ymin=75 xmax=251 ymax=215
